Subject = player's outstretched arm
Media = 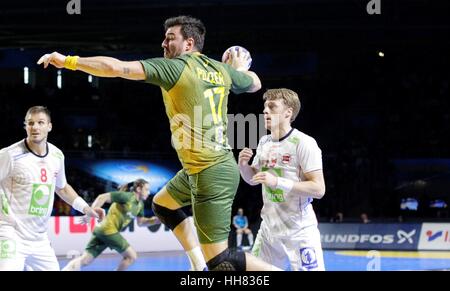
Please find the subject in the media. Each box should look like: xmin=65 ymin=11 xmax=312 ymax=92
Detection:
xmin=90 ymin=193 xmax=112 ymax=209
xmin=37 ymin=52 xmax=145 ymax=80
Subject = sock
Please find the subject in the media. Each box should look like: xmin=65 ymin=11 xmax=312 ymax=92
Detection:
xmin=237 ymin=233 xmax=242 ymax=247
xmin=187 ymin=246 xmax=207 ymax=271
xmin=248 ymin=233 xmax=254 ymax=246
xmin=62 ymin=258 xmax=81 ymax=271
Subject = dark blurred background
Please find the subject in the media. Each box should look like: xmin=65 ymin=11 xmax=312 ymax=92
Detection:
xmin=1 ymin=0 xmax=449 ymax=225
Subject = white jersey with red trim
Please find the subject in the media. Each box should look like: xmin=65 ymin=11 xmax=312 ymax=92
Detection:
xmin=0 ymin=140 xmax=67 ymax=241
xmin=252 ymin=128 xmax=322 ymax=238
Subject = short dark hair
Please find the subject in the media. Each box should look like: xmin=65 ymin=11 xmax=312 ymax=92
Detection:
xmin=24 ymin=106 xmax=51 ymax=123
xmin=164 ymin=15 xmax=206 ymax=52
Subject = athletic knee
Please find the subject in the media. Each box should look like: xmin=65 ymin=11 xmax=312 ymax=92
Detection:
xmin=125 ymin=251 xmax=138 ymax=263
xmin=151 ymin=201 xmax=188 ymax=230
xmin=206 ymin=248 xmax=246 ymax=271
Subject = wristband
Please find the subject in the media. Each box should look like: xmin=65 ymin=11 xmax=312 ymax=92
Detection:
xmin=276 ymin=177 xmax=294 ymax=193
xmin=64 ymin=55 xmax=79 ymax=70
xmin=72 ymin=197 xmax=89 ymax=214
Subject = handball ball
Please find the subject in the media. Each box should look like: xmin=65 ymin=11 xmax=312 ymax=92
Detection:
xmin=221 ymin=46 xmax=252 ymax=70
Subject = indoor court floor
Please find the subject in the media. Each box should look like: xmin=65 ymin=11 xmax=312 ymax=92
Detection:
xmin=57 ymin=250 xmax=450 ymax=271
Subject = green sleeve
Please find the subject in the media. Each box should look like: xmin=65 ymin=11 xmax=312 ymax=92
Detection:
xmin=139 ymin=57 xmax=186 ymax=91
xmin=223 ymin=64 xmax=254 ymax=94
xmin=110 ymin=191 xmax=132 ymax=204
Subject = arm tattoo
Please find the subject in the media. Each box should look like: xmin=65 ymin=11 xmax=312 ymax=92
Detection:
xmin=123 ymin=67 xmax=130 ymax=75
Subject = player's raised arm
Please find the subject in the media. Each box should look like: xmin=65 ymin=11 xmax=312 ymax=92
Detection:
xmin=223 ymin=46 xmax=261 ymax=93
xmin=241 ymin=71 xmax=261 ymax=93
xmin=37 ymin=51 xmax=145 ymax=80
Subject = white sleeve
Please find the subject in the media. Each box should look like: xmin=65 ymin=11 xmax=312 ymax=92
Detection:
xmin=56 ymin=154 xmax=67 ymax=189
xmin=0 ymin=151 xmax=13 ymax=182
xmin=250 ymin=136 xmax=265 ymax=170
xmin=297 ymin=137 xmax=322 ymax=173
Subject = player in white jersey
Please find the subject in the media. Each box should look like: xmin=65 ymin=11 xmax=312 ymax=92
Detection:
xmin=0 ymin=106 xmax=102 ymax=271
xmin=238 ymin=88 xmax=326 ymax=271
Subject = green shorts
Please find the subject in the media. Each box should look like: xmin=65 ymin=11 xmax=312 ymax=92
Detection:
xmin=166 ymin=153 xmax=240 ymax=244
xmin=85 ymin=230 xmax=130 ymax=258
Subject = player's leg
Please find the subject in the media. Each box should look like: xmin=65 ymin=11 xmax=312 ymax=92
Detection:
xmin=152 ymin=170 xmax=206 ymax=270
xmin=62 ymin=235 xmax=102 ymax=271
xmin=117 ymin=246 xmax=138 ymax=271
xmin=193 ymin=156 xmax=281 ymax=271
xmin=0 ymin=229 xmax=25 ymax=271
xmin=153 ymin=187 xmax=199 ymax=252
xmin=251 ymin=225 xmax=286 ymax=270
xmin=288 ymin=225 xmax=325 ymax=271
xmin=90 ymin=232 xmax=134 ymax=271
xmin=62 ymin=251 xmax=94 ymax=271
xmin=25 ymin=239 xmax=60 ymax=271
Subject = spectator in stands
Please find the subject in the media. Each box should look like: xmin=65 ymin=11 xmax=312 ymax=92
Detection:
xmin=232 ymin=208 xmax=254 ymax=250
xmin=330 ymin=212 xmax=344 ymax=223
xmin=360 ymin=212 xmax=370 ymax=224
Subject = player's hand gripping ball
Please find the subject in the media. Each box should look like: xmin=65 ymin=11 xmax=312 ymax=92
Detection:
xmin=221 ymin=46 xmax=252 ymax=71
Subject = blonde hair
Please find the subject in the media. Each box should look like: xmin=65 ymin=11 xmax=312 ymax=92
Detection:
xmin=263 ymin=88 xmax=301 ymax=122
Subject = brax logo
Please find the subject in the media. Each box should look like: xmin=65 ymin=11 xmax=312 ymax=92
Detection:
xmin=322 ymin=229 xmax=417 ymax=245
xmin=397 ymin=230 xmax=416 ymax=244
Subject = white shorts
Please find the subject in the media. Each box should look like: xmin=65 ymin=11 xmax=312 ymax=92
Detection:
xmin=251 ymin=222 xmax=325 ymax=271
xmin=0 ymin=226 xmax=59 ymax=271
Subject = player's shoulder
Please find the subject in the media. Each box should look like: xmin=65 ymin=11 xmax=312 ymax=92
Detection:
xmin=0 ymin=140 xmax=27 ymax=157
xmin=112 ymin=191 xmax=134 ymax=203
xmin=291 ymin=129 xmax=319 ymax=147
xmin=176 ymin=53 xmax=199 ymax=63
xmin=47 ymin=142 xmax=65 ymax=159
xmin=112 ymin=191 xmax=133 ymax=197
xmin=142 ymin=56 xmax=187 ymax=68
xmin=190 ymin=53 xmax=229 ymax=69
